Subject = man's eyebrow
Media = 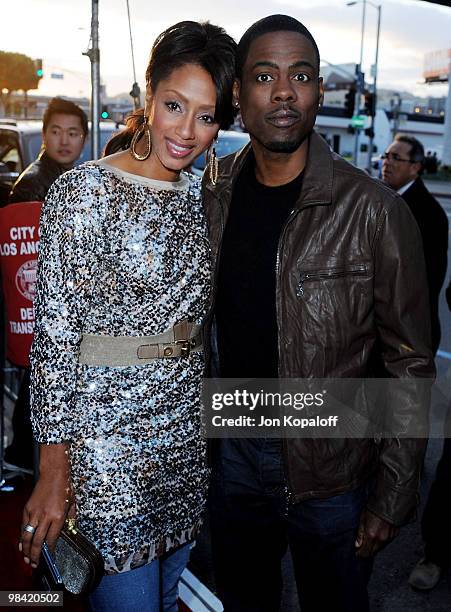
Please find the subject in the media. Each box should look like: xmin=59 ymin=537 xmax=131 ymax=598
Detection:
xmin=289 ymin=60 xmax=316 ymax=70
xmin=48 ymin=123 xmax=80 ymax=130
xmin=251 ymin=61 xmax=279 ymax=70
xmin=251 ymin=60 xmax=316 ymax=71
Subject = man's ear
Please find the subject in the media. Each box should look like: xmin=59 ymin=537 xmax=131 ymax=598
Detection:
xmin=318 ymin=76 xmax=324 ymax=108
xmin=232 ymin=79 xmax=241 ymax=107
xmin=411 ymin=162 xmax=422 ymax=179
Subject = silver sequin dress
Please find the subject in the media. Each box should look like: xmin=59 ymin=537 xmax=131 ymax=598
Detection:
xmin=30 ymin=160 xmax=211 ymax=573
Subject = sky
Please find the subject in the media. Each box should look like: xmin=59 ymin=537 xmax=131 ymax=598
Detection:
xmin=2 ymin=0 xmax=451 ymax=101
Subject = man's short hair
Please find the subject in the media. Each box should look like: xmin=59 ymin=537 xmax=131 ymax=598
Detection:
xmin=236 ymin=14 xmax=320 ymax=81
xmin=42 ymin=97 xmax=88 ymax=137
xmin=394 ymin=134 xmax=425 ymax=165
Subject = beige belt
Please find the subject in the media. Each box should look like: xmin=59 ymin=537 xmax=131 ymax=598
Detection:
xmin=78 ymin=319 xmax=202 ymax=367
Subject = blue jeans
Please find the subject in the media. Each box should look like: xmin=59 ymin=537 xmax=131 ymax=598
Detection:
xmin=209 ymin=439 xmax=372 ymax=612
xmin=89 ymin=542 xmax=192 ymax=612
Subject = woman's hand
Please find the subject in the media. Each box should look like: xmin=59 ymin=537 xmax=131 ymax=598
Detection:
xmin=20 ymin=443 xmax=73 ymax=568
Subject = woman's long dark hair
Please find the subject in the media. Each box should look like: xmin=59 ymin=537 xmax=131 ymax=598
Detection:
xmin=104 ymin=21 xmax=237 ymax=156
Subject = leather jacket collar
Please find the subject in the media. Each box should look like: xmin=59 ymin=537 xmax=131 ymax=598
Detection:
xmin=205 ymin=130 xmax=334 ymax=210
xmin=38 ymin=149 xmax=69 ymax=175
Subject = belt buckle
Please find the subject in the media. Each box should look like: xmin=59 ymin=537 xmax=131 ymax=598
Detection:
xmin=175 ymin=337 xmax=196 ymax=357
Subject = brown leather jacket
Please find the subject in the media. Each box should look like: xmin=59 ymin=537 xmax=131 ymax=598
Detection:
xmin=201 ymin=131 xmax=434 ymax=526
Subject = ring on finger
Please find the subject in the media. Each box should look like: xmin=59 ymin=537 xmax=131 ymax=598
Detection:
xmin=22 ymin=524 xmax=37 ymax=535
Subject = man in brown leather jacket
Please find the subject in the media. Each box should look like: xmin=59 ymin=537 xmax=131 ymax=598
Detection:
xmin=203 ymin=15 xmax=434 ymax=612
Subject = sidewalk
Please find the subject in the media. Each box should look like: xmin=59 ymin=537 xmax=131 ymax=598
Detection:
xmin=424 ymin=179 xmax=451 ymax=199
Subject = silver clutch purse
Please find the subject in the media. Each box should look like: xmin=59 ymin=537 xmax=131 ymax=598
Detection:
xmin=53 ymin=519 xmax=104 ymax=595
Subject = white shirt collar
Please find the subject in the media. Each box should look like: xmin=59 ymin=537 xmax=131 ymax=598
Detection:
xmin=397 ymin=180 xmax=415 ymax=196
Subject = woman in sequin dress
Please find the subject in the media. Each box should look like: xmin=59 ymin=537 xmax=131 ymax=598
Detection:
xmin=20 ymin=21 xmax=236 ymax=611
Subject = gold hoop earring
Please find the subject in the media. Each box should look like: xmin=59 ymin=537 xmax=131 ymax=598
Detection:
xmin=208 ymin=144 xmax=218 ymax=186
xmin=130 ymin=116 xmax=151 ymax=161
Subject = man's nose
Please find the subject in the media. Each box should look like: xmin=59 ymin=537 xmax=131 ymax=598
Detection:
xmin=60 ymin=130 xmax=69 ymax=144
xmin=272 ymin=76 xmax=297 ymax=102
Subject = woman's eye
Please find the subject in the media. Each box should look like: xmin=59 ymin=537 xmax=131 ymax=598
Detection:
xmin=165 ymin=101 xmax=181 ymax=112
xmin=256 ymin=74 xmax=274 ymax=83
xmin=200 ymin=114 xmax=215 ymax=124
xmin=293 ymin=73 xmax=310 ymax=82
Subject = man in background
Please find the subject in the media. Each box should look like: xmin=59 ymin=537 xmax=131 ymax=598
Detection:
xmin=382 ymin=133 xmax=448 ymax=355
xmin=9 ymin=96 xmax=87 ymax=203
xmin=382 ymin=134 xmax=450 ymax=591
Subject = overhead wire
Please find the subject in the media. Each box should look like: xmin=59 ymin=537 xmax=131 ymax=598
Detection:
xmin=126 ymin=0 xmax=141 ymax=109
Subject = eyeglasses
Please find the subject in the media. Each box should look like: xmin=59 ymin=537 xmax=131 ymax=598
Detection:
xmin=381 ymin=152 xmax=414 ymax=163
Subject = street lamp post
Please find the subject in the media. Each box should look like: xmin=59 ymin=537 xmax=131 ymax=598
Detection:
xmin=347 ymin=0 xmax=366 ymax=166
xmin=347 ymin=0 xmax=381 ymax=170
xmin=367 ymin=3 xmax=381 ymax=172
xmin=83 ymin=0 xmax=101 ymax=160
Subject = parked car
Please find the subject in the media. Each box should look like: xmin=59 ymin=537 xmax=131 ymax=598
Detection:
xmin=0 ymin=120 xmax=122 ymax=205
xmin=191 ymin=130 xmax=250 ymax=177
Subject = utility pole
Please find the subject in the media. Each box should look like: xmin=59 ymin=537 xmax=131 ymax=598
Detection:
xmin=391 ymin=93 xmax=401 ymax=139
xmin=353 ymin=0 xmax=367 ymax=167
xmin=442 ymin=57 xmax=451 ymax=167
xmin=83 ymin=0 xmax=100 ymax=159
xmin=366 ymin=4 xmax=381 ymax=172
xmin=126 ymin=0 xmax=141 ymax=110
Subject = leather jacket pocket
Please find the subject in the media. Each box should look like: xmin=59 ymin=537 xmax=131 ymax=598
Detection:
xmin=297 ymin=263 xmax=368 ymax=297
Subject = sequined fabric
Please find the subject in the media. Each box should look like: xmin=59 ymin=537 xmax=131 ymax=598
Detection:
xmin=30 ymin=161 xmax=211 ymax=573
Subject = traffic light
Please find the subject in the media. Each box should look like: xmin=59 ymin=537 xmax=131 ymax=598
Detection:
xmin=34 ymin=59 xmax=43 ymax=78
xmin=101 ymin=105 xmax=110 ymax=120
xmin=363 ymin=92 xmax=376 ymax=117
xmin=344 ymin=86 xmax=356 ymax=118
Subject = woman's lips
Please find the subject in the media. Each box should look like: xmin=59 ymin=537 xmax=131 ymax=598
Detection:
xmin=165 ymin=138 xmax=194 ymax=159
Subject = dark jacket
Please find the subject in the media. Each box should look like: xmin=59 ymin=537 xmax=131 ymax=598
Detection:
xmin=202 ymin=131 xmax=435 ymax=526
xmin=9 ymin=150 xmax=66 ymax=203
xmin=401 ymin=177 xmax=448 ymax=354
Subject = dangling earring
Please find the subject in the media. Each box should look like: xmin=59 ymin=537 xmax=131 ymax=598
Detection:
xmin=130 ymin=115 xmax=151 ymax=161
xmin=208 ymin=143 xmax=218 ymax=186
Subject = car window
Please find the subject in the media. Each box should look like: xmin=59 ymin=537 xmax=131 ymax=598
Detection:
xmin=216 ymin=135 xmax=249 ymax=157
xmin=0 ymin=130 xmax=22 ymax=174
xmin=193 ymin=132 xmax=249 ymax=170
xmin=77 ymin=127 xmax=122 ymax=164
xmin=26 ymin=133 xmax=43 ymax=165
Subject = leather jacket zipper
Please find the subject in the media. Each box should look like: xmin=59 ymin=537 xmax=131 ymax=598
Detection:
xmin=275 ymin=207 xmax=299 ymax=504
xmin=275 ymin=209 xmax=298 ymax=278
xmin=297 ymin=265 xmax=367 ymax=296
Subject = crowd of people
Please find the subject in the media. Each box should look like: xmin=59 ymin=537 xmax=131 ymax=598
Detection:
xmin=1 ymin=13 xmax=450 ymax=612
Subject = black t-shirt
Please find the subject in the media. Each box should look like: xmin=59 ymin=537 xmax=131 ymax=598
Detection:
xmin=215 ymin=155 xmax=304 ymax=378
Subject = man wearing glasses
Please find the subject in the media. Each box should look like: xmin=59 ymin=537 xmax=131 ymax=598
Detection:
xmin=381 ymin=134 xmax=448 ymax=355
xmin=9 ymin=97 xmax=87 ymax=204
xmin=382 ymin=134 xmax=449 ymax=591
